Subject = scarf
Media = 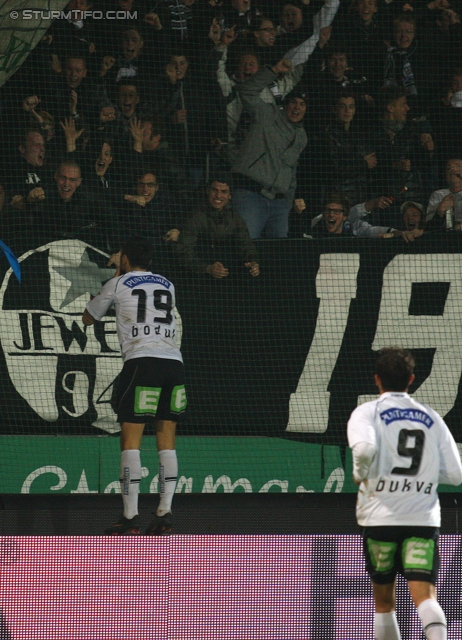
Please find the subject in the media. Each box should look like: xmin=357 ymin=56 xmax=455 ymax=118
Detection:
xmin=384 ymin=43 xmax=417 ymax=95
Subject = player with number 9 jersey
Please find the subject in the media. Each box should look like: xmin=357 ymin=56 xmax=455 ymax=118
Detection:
xmin=348 ymin=391 xmax=462 ymax=528
xmin=347 ymin=347 xmax=462 ymax=640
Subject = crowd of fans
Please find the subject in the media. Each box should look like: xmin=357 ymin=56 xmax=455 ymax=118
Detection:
xmin=0 ymin=0 xmax=461 ymax=266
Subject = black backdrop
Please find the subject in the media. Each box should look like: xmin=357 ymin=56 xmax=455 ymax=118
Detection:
xmin=1 ymin=234 xmax=462 ymax=447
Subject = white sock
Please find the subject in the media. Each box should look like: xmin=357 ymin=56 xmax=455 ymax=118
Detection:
xmin=418 ymin=599 xmax=447 ymax=640
xmin=157 ymin=449 xmax=177 ymax=516
xmin=374 ymin=612 xmax=401 ymax=640
xmin=120 ymin=449 xmax=141 ymax=519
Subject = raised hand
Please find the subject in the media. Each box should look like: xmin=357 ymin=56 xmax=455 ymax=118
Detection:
xmin=100 ymin=56 xmax=116 ymax=77
xmin=318 ymin=26 xmax=332 ymax=49
xmin=23 ymin=95 xmax=40 ymax=113
xmin=420 ymin=133 xmax=435 ymax=152
xmin=60 ymin=117 xmax=84 ymax=145
xmin=364 ymin=152 xmax=378 ymax=169
xmin=100 ymin=106 xmax=116 ymax=123
xmin=144 ymin=12 xmax=162 ymax=29
xmin=272 ymin=59 xmax=292 ymax=75
xmin=26 ymin=187 xmax=46 ymax=203
xmin=222 ymin=25 xmax=238 ymax=45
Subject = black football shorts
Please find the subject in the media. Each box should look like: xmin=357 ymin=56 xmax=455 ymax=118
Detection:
xmin=116 ymin=357 xmax=187 ymax=424
xmin=363 ymin=526 xmax=440 ymax=585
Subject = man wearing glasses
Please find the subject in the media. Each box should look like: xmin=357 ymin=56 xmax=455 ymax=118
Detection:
xmin=310 ymin=192 xmax=407 ymax=238
xmin=122 ymin=170 xmax=180 ymax=245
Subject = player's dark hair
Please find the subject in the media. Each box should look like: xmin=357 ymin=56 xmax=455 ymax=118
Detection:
xmin=121 ymin=236 xmax=154 ymax=270
xmin=375 ymin=347 xmax=415 ymax=391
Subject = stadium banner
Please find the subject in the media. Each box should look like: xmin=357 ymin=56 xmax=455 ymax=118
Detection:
xmin=0 ymin=0 xmax=68 ymax=87
xmin=1 ymin=235 xmax=462 ymax=493
xmin=1 ymin=435 xmax=350 ymax=494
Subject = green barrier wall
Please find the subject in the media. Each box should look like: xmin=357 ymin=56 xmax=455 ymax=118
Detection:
xmin=3 ymin=436 xmax=351 ymax=494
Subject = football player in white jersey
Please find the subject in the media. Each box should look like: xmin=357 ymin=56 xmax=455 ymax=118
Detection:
xmin=348 ymin=347 xmax=462 ymax=640
xmin=83 ymin=236 xmax=187 ymax=535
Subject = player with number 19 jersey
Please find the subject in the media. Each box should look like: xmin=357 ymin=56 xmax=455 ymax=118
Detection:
xmin=348 ymin=391 xmax=462 ymax=528
xmin=86 ymin=271 xmax=182 ymax=364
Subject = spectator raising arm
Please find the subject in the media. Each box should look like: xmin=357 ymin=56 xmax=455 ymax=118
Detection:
xmin=284 ymin=0 xmax=340 ymax=66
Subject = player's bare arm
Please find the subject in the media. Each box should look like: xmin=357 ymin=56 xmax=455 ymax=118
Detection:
xmin=82 ymin=309 xmax=96 ymax=326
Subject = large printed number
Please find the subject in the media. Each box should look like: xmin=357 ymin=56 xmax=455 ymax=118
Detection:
xmin=391 ymin=428 xmax=425 ymax=476
xmin=154 ymin=290 xmax=173 ymax=324
xmin=132 ymin=289 xmax=147 ymax=322
xmin=358 ymin=254 xmax=462 ymax=416
xmin=287 ymin=254 xmax=360 ymax=433
xmin=131 ymin=289 xmax=173 ymax=324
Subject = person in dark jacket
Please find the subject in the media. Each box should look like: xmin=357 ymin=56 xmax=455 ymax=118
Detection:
xmin=175 ymin=179 xmax=259 ymax=277
xmin=2 ymin=159 xmax=110 ymax=252
xmin=153 ymin=50 xmax=228 ymax=187
xmin=382 ymin=13 xmax=434 ymax=116
xmin=368 ymin=86 xmax=437 ymax=224
xmin=333 ymin=0 xmax=387 ymax=85
xmin=317 ymin=92 xmax=376 ymax=205
xmin=120 ymin=169 xmax=181 ymax=245
xmin=5 ymin=129 xmax=50 ymax=206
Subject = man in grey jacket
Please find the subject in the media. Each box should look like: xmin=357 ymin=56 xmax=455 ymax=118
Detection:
xmin=231 ymin=59 xmax=307 ymax=239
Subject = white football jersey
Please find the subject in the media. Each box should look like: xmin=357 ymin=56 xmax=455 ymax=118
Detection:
xmin=86 ymin=271 xmax=182 ymax=363
xmin=348 ymin=392 xmax=462 ymax=527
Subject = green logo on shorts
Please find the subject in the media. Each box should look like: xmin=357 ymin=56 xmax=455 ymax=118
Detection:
xmin=402 ymin=538 xmax=434 ymax=571
xmin=171 ymin=385 xmax=187 ymax=413
xmin=134 ymin=387 xmax=161 ymax=414
xmin=367 ymin=539 xmax=397 ymax=572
